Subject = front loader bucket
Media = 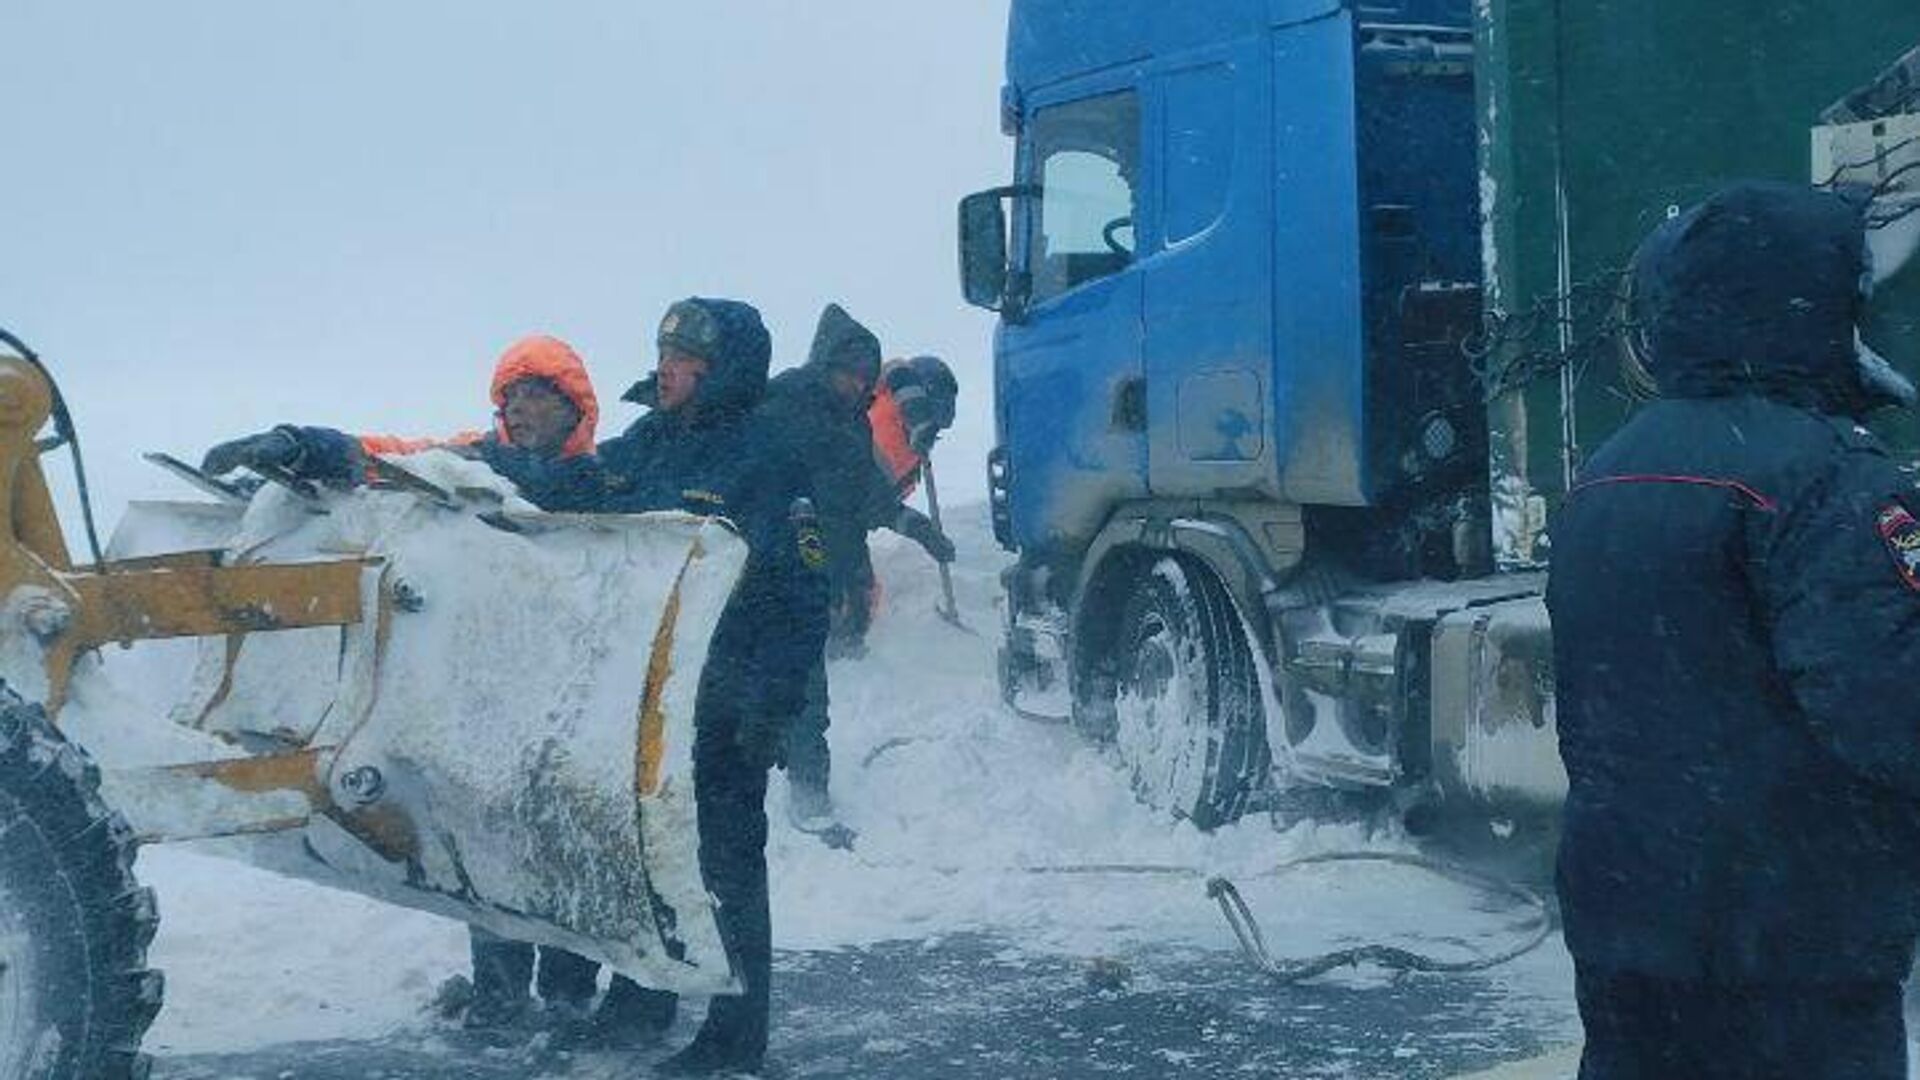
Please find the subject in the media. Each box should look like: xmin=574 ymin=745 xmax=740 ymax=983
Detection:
xmin=61 ymin=460 xmax=751 ymax=996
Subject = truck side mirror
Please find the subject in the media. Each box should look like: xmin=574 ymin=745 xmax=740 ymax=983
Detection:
xmin=959 ymin=189 xmax=1012 ymax=313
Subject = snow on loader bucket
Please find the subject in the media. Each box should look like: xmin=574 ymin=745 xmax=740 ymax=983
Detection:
xmin=0 ymin=354 xmax=746 ymax=1079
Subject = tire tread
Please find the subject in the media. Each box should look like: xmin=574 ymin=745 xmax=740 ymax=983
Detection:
xmin=0 ymin=690 xmax=161 ymax=1080
xmin=1112 ymin=556 xmax=1270 ymax=830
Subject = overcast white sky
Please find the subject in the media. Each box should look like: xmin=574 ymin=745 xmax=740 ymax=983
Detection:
xmin=4 ymin=2 xmax=1012 ymax=543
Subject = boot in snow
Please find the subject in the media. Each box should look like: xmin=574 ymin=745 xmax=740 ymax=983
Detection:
xmin=786 ymin=776 xmax=834 ymax=829
xmin=461 ymin=990 xmax=533 ymax=1042
xmin=538 ymin=997 xmax=594 ymax=1048
xmin=574 ymin=975 xmax=677 ymax=1050
xmin=463 ymin=928 xmax=536 ymax=1039
xmin=656 ymin=1036 xmax=764 ymax=1076
xmin=657 ymin=980 xmax=768 ymax=1075
xmin=786 ymin=780 xmax=858 ymax=849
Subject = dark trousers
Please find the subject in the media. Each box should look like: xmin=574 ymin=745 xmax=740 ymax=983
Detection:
xmin=469 ymin=927 xmax=599 ymax=1008
xmin=1574 ymin=965 xmax=1907 ymax=1080
xmin=782 ymin=658 xmax=831 ymax=794
xmin=619 ymin=715 xmax=773 ymax=1062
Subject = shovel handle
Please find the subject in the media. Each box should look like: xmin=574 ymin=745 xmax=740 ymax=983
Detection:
xmin=921 ymin=458 xmax=961 ymax=621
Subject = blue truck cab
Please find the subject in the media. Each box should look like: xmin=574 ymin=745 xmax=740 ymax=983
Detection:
xmin=983 ymin=0 xmax=1484 ymax=553
xmin=962 ymin=1 xmax=1920 ymax=830
xmin=959 ymin=0 xmax=1550 ymax=828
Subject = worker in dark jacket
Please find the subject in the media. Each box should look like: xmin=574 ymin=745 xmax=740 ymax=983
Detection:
xmin=200 ymin=335 xmax=604 ymax=512
xmin=753 ymin=304 xmax=954 ymax=824
xmin=588 ymin=297 xmax=828 ymax=1075
xmin=1548 ymin=181 xmax=1920 ymax=1079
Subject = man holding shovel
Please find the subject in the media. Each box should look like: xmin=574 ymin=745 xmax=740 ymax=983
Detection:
xmin=867 ymin=354 xmax=965 ymax=630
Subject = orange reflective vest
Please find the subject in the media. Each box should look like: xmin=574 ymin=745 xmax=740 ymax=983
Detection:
xmin=868 ymin=382 xmax=924 ymax=496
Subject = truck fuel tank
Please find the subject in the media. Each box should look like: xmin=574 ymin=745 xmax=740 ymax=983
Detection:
xmin=1427 ymin=594 xmax=1564 ymax=811
xmin=1269 ymin=574 xmax=1562 ymax=816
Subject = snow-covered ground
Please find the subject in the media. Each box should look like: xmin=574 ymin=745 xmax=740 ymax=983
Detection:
xmin=113 ymin=498 xmax=1578 ymax=1066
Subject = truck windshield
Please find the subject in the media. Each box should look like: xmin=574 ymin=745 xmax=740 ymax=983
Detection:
xmin=1025 ymin=90 xmax=1140 ymax=306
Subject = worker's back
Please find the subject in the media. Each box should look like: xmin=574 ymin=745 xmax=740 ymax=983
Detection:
xmin=1548 ymin=182 xmax=1920 ymax=987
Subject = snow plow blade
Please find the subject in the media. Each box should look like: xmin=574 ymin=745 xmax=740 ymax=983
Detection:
xmin=26 ymin=457 xmax=750 ymax=997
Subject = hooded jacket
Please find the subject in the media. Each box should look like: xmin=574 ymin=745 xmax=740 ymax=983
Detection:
xmin=1548 ymin=182 xmax=1920 ymax=982
xmin=1630 ymin=183 xmax=1885 ymax=413
xmin=281 ymin=335 xmax=605 ymax=511
xmin=754 ymin=307 xmax=908 ymax=624
xmin=807 ymin=302 xmax=882 ymax=386
xmin=597 ymin=298 xmax=828 ymax=727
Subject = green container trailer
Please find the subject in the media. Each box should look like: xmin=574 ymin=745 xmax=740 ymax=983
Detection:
xmin=1476 ymin=0 xmax=1920 ymax=567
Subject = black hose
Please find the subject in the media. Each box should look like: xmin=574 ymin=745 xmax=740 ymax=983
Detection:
xmin=0 ymin=327 xmax=108 ymax=569
xmin=1207 ymin=851 xmax=1555 ymax=983
xmin=832 ymin=750 xmax=1559 ymax=986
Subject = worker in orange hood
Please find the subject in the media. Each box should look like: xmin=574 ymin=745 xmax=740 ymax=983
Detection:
xmin=200 ymin=335 xmax=604 ymax=511
xmin=199 ymin=335 xmax=608 ymax=1031
xmin=205 ymin=334 xmax=610 ymax=1032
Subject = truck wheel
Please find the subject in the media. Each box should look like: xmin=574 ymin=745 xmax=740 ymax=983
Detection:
xmin=1112 ymin=557 xmax=1270 ymax=830
xmin=0 ymin=695 xmax=162 ymax=1080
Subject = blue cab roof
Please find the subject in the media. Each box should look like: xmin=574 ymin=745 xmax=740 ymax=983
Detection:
xmin=1007 ymin=0 xmax=1471 ymax=91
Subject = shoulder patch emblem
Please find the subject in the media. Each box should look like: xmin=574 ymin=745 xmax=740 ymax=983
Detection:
xmin=788 ymin=495 xmax=827 ymax=572
xmin=797 ymin=523 xmax=827 ymax=571
xmin=1875 ymin=502 xmax=1920 ymax=592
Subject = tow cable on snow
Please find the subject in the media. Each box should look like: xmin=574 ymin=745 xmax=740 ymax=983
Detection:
xmin=853 ymin=740 xmax=1555 ymax=984
xmin=1205 ymin=851 xmax=1555 ymax=984
xmin=1001 ymin=854 xmax=1552 ymax=985
xmin=830 ymin=849 xmax=1554 ymax=984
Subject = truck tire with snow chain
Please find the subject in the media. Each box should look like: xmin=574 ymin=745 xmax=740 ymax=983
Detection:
xmin=1112 ymin=556 xmax=1270 ymax=830
xmin=0 ymin=693 xmax=161 ymax=1080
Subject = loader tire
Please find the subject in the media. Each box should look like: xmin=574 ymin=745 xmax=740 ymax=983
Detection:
xmin=0 ymin=693 xmax=161 ymax=1080
xmin=1112 ymin=557 xmax=1270 ymax=830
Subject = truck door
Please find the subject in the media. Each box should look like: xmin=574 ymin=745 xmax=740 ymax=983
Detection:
xmin=1141 ymin=44 xmax=1276 ymax=500
xmin=998 ymin=83 xmax=1149 ymax=554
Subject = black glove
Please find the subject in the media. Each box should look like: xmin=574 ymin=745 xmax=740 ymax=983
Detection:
xmin=828 ymin=569 xmax=874 ymax=646
xmin=733 ymin=712 xmax=790 ymax=770
xmin=893 ymin=506 xmax=956 ymax=563
xmin=906 ymin=420 xmax=943 ymax=456
xmin=201 ymin=428 xmax=301 ymax=476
